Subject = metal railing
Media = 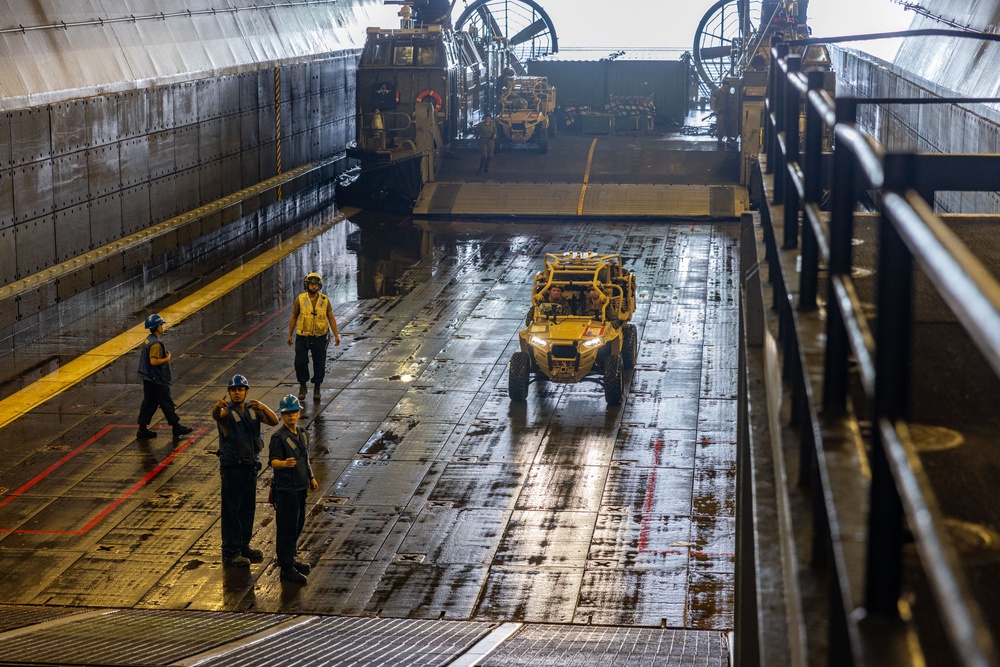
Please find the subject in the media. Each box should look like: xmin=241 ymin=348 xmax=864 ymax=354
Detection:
xmin=755 ymin=35 xmax=1000 ymax=666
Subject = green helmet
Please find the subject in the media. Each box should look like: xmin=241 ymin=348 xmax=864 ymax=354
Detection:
xmin=304 ymin=272 xmax=323 ymax=289
xmin=279 ymin=394 xmax=302 ymax=413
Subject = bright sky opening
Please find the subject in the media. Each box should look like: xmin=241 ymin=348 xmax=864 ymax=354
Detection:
xmin=530 ymin=0 xmax=914 ymax=62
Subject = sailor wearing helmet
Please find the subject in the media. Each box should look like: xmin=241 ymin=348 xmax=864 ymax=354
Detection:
xmin=287 ymin=273 xmax=341 ymax=401
xmin=136 ymin=313 xmax=194 ymax=440
xmin=212 ymin=374 xmax=278 ymax=568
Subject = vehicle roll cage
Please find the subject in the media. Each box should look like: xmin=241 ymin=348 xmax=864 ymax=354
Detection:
xmin=530 ymin=252 xmax=629 ymax=321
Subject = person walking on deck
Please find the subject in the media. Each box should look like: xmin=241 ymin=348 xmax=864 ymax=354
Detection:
xmin=475 ymin=113 xmax=496 ymax=174
xmin=287 ymin=272 xmax=340 ymax=402
xmin=136 ymin=314 xmax=194 ymax=440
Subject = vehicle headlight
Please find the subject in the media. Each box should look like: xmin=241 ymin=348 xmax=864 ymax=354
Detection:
xmin=529 ymin=335 xmax=549 ymax=349
xmin=581 ymin=337 xmax=603 ymax=348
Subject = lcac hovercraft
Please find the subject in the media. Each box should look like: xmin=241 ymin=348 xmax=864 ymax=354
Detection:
xmin=338 ymin=0 xmax=558 ymax=212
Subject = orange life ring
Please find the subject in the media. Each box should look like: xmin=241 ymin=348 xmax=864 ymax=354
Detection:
xmin=415 ymin=89 xmax=443 ymax=112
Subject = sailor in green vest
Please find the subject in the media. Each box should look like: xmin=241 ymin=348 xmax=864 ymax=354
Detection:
xmin=287 ymin=273 xmax=340 ymax=401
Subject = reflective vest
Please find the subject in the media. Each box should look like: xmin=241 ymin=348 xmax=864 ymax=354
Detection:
xmin=269 ymin=426 xmax=312 ymax=491
xmin=295 ymin=292 xmax=330 ymax=337
xmin=138 ymin=333 xmax=171 ymax=385
xmin=218 ymin=402 xmax=264 ymax=466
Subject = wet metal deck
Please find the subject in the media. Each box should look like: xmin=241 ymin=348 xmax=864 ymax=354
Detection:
xmin=414 ymin=129 xmax=747 ymax=220
xmin=0 ymin=213 xmax=738 ymax=664
xmin=414 ymin=182 xmax=748 ymax=219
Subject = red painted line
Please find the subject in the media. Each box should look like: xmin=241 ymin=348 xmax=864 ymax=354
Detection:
xmin=637 ymin=438 xmax=664 ymax=553
xmin=221 ymin=301 xmax=364 ymax=353
xmin=76 ymin=426 xmax=209 ymax=534
xmin=636 ymin=439 xmax=737 ymax=559
xmin=221 ymin=303 xmax=292 ymax=352
xmin=0 ymin=424 xmax=210 ymax=535
xmin=0 ymin=424 xmax=117 ymax=510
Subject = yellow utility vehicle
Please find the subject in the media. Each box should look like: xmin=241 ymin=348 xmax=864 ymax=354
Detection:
xmin=496 ymin=75 xmax=556 ymax=153
xmin=510 ymin=252 xmax=638 ymax=405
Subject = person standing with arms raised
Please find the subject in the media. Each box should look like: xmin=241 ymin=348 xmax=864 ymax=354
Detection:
xmin=212 ymin=374 xmax=278 ymax=568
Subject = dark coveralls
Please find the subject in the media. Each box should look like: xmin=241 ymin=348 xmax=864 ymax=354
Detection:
xmin=269 ymin=425 xmax=313 ymax=568
xmin=137 ymin=333 xmax=180 ymax=429
xmin=218 ymin=403 xmax=264 ymax=559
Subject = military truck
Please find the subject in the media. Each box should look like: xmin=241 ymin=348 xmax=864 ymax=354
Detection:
xmin=510 ymin=252 xmax=638 ymax=406
xmin=496 ymin=75 xmax=556 ymax=153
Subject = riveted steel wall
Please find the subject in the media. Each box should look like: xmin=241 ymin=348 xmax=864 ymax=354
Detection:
xmin=0 ymin=160 xmax=12 ymax=229
xmin=833 ymin=46 xmax=1000 ymax=215
xmin=0 ymin=1 xmax=397 ymax=345
xmin=0 ymin=50 xmax=361 ymax=297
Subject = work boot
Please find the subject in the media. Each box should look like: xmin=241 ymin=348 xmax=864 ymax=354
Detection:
xmin=172 ymin=424 xmax=194 ymax=438
xmin=280 ymin=566 xmax=308 ymax=584
xmin=136 ymin=426 xmax=157 ymax=439
xmin=241 ymin=547 xmax=264 ymax=563
xmin=223 ymin=555 xmax=251 ymax=568
xmin=313 ymin=384 xmax=321 ymax=402
xmin=293 ymin=560 xmax=312 ymax=575
xmin=297 ymin=384 xmax=307 ymax=401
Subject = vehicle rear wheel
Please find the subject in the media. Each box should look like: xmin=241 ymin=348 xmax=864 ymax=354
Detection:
xmin=604 ymin=354 xmax=623 ymax=406
xmin=622 ymin=323 xmax=638 ymax=370
xmin=509 ymin=351 xmax=530 ymax=401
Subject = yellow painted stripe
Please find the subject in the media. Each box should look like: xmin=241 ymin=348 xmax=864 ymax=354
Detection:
xmin=0 ymin=211 xmax=353 ymax=431
xmin=577 ymin=137 xmax=599 ymax=215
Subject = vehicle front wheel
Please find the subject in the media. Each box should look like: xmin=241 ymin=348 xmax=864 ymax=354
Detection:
xmin=622 ymin=324 xmax=638 ymax=370
xmin=604 ymin=354 xmax=623 ymax=406
xmin=537 ymin=128 xmax=548 ymax=154
xmin=528 ymin=352 xmax=545 ymax=379
xmin=509 ymin=351 xmax=530 ymax=401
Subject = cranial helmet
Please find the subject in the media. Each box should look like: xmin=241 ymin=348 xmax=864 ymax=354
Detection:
xmin=228 ymin=374 xmax=250 ymax=389
xmin=304 ymin=272 xmax=323 ymax=289
xmin=144 ymin=314 xmax=166 ymax=330
xmin=279 ymin=394 xmax=302 ymax=413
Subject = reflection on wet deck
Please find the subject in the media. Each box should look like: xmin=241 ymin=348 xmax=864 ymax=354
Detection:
xmin=0 ymin=216 xmax=739 ymax=639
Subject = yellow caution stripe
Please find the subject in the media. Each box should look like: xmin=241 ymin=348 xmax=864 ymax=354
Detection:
xmin=0 ymin=211 xmax=352 ymax=431
xmin=577 ymin=137 xmax=599 ymax=216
